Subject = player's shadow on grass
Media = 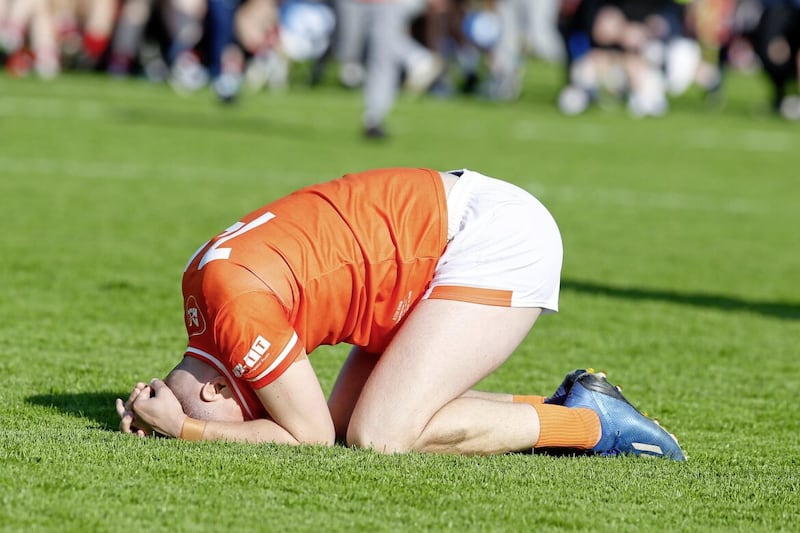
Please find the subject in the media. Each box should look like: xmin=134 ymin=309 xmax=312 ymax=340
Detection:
xmin=562 ymin=279 xmax=800 ymax=321
xmin=26 ymin=391 xmax=123 ymax=431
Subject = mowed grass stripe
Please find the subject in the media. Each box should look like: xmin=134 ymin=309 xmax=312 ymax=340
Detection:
xmin=1 ymin=153 xmax=792 ymax=217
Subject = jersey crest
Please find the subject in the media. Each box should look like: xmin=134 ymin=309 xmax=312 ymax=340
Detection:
xmin=185 ymin=295 xmax=207 ymax=337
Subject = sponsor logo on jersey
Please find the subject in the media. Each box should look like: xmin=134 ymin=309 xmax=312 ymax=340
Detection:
xmin=185 ymin=295 xmax=207 ymax=336
xmin=233 ymin=335 xmax=272 ymax=377
xmin=392 ymin=291 xmax=414 ymax=322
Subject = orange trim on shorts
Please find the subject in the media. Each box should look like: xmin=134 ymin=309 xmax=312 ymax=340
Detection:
xmin=427 ymin=286 xmax=513 ymax=306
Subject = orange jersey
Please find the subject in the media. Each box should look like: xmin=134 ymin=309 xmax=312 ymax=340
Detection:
xmin=182 ymin=168 xmax=448 ymax=419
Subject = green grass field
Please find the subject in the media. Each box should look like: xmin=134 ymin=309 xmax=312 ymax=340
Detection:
xmin=1 ymin=65 xmax=799 ymax=531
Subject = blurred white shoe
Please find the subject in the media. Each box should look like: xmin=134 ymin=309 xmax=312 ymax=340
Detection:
xmin=170 ymin=51 xmax=208 ymax=94
xmin=0 ymin=24 xmax=23 ymax=53
xmin=780 ymin=96 xmax=800 ymax=121
xmin=404 ymin=54 xmax=443 ymax=95
xmin=339 ymin=61 xmax=365 ymax=89
xmin=245 ymin=50 xmax=288 ymax=92
xmin=35 ymin=48 xmax=60 ymax=80
xmin=558 ymin=85 xmax=590 ymax=116
xmin=665 ymin=37 xmax=701 ymax=96
xmin=628 ymin=69 xmax=668 ymax=118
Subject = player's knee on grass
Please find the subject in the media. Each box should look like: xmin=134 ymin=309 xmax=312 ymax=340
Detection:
xmin=346 ymin=411 xmax=425 ymax=453
xmin=345 ymin=422 xmax=409 ymax=453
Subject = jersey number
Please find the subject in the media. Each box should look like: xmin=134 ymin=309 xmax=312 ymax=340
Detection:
xmin=186 ymin=211 xmax=276 ymax=271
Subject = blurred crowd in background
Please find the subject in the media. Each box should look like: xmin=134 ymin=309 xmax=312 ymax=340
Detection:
xmin=1 ymin=0 xmax=798 ymax=137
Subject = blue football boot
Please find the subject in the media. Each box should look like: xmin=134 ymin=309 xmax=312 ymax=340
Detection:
xmin=544 ymin=368 xmax=591 ymax=405
xmin=564 ymin=372 xmax=686 ymax=461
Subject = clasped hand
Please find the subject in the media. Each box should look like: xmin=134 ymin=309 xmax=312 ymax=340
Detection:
xmin=115 ymin=379 xmax=186 ymax=438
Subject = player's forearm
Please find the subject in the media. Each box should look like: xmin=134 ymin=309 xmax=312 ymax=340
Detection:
xmin=180 ymin=416 xmax=301 ymax=445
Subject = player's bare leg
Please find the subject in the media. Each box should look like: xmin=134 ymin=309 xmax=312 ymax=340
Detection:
xmin=347 ymin=299 xmax=599 ymax=455
xmin=329 ymin=348 xmax=539 ymax=442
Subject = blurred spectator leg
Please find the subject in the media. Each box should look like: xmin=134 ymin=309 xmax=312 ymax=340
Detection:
xmin=423 ymin=0 xmax=447 ymax=54
xmin=334 ymin=0 xmax=368 ymax=88
xmin=208 ymin=0 xmax=243 ymax=102
xmin=625 ymin=49 xmax=667 ymax=117
xmin=236 ymin=0 xmax=283 ymax=91
xmin=447 ymin=0 xmax=481 ymax=95
xmin=617 ymin=11 xmax=667 ymax=117
xmin=488 ymin=0 xmax=524 ymax=101
xmin=2 ymin=0 xmax=35 ymax=58
xmin=362 ymin=0 xmax=441 ymax=138
xmin=687 ymin=0 xmax=731 ymax=98
xmin=398 ymin=0 xmax=442 ymax=95
xmin=557 ymin=2 xmax=618 ymax=115
xmin=108 ymin=0 xmax=155 ymax=76
xmin=51 ymin=0 xmax=80 ymax=66
xmin=363 ymin=1 xmax=399 ymax=138
xmin=753 ymin=5 xmax=791 ymax=112
xmin=557 ymin=49 xmax=599 ymax=115
xmin=753 ymin=4 xmax=800 ymax=119
xmin=782 ymin=6 xmax=800 ymax=120
xmin=167 ymin=0 xmax=208 ymax=92
xmin=30 ymin=0 xmax=60 ymax=78
xmin=421 ymin=0 xmax=455 ymax=96
xmin=526 ymin=0 xmax=564 ymax=63
xmin=79 ymin=0 xmax=117 ymax=69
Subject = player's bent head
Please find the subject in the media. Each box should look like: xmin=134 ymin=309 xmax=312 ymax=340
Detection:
xmin=165 ymin=357 xmax=245 ymax=423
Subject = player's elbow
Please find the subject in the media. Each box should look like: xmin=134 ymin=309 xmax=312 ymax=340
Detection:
xmin=290 ymin=422 xmax=336 ymax=447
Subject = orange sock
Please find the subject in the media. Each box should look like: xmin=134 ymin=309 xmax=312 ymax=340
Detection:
xmin=512 ymin=395 xmax=547 ymax=407
xmin=530 ymin=403 xmax=601 ymax=450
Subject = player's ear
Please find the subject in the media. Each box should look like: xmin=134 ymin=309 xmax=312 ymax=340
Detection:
xmin=199 ymin=376 xmax=228 ymax=402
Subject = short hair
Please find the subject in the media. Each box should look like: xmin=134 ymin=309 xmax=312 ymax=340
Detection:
xmin=165 ymin=358 xmax=224 ymax=421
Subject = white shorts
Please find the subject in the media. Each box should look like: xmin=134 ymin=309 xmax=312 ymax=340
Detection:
xmin=422 ymin=169 xmax=563 ymax=311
